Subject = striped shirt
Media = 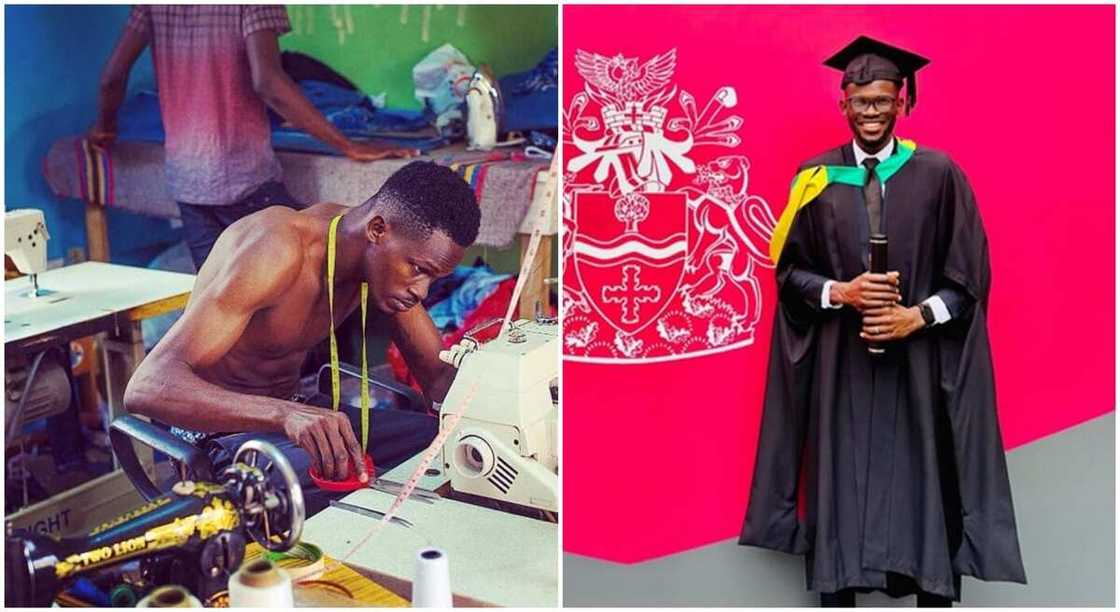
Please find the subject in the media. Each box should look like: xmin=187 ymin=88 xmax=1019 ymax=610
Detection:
xmin=126 ymin=5 xmax=291 ymax=205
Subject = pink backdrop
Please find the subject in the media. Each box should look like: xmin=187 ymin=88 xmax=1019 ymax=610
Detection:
xmin=562 ymin=4 xmax=1115 ymax=563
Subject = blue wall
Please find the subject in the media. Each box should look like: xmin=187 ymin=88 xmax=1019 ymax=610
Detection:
xmin=5 ymin=5 xmax=182 ymax=266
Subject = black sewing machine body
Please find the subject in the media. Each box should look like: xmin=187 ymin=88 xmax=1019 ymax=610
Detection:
xmin=6 ymin=437 xmax=303 ymax=607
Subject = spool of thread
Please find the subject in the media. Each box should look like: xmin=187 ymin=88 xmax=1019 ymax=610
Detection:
xmin=867 ymin=233 xmax=889 ymax=355
xmin=136 ymin=585 xmax=202 ymax=608
xmin=265 ymin=542 xmax=326 ymax=581
xmin=228 ymin=558 xmax=294 ymax=608
xmin=412 ymin=547 xmax=452 ymax=607
xmin=109 ymin=584 xmax=139 ymax=607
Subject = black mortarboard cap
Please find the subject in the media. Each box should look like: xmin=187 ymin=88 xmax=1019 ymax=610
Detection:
xmin=823 ymin=36 xmax=930 ymax=114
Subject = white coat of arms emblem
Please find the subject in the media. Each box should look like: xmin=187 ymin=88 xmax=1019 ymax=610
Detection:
xmin=563 ymin=49 xmax=778 ymax=363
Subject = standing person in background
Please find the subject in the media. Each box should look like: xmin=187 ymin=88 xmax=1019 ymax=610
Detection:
xmin=90 ymin=5 xmax=418 ymax=270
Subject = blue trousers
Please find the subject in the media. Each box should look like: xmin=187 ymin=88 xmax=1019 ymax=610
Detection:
xmin=177 ymin=181 xmax=302 ymax=270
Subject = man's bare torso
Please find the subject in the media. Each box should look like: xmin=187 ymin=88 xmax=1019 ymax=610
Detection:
xmin=191 ymin=203 xmax=363 ymax=399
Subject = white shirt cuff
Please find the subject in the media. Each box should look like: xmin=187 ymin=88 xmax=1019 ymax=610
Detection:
xmin=923 ymin=296 xmax=951 ymax=324
xmin=821 ymin=280 xmax=843 ymax=309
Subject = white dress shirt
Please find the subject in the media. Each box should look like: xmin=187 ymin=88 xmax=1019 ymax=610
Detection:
xmin=819 ymin=139 xmax=950 ymax=325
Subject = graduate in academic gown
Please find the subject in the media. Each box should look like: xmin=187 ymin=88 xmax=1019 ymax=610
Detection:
xmin=739 ymin=36 xmax=1027 ymax=606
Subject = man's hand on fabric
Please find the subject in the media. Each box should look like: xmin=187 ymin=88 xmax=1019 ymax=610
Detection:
xmin=833 ymin=271 xmax=900 ymax=311
xmin=87 ymin=123 xmax=118 ymax=150
xmin=860 ymin=303 xmax=925 ymax=342
xmin=343 ymin=141 xmax=421 ymax=162
xmin=281 ymin=404 xmax=369 ymax=482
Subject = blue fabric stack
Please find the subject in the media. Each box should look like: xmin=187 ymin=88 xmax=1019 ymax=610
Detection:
xmin=115 ymin=82 xmax=448 ymax=154
xmin=499 ymin=48 xmax=558 ymax=134
xmin=425 ymin=263 xmax=512 ymax=330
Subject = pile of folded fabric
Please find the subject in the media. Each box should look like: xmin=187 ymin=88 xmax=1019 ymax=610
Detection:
xmin=499 ymin=47 xmax=558 ymax=136
xmin=112 ymin=47 xmax=559 ymax=157
xmin=113 ymin=50 xmax=448 ymax=154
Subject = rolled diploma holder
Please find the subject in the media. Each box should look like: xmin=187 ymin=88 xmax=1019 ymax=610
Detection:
xmin=868 ymin=233 xmax=888 ymax=355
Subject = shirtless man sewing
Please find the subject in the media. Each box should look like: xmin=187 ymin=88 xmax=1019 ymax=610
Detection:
xmin=124 ymin=161 xmax=481 ymax=489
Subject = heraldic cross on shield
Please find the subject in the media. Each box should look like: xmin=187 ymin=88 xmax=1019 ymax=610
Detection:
xmin=573 ymin=191 xmax=688 ymax=335
xmin=563 ymin=48 xmax=779 ymax=363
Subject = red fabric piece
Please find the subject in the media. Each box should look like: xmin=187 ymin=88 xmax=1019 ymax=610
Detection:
xmin=386 ymin=277 xmax=556 ymax=400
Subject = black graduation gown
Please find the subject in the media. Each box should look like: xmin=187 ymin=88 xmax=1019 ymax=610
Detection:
xmin=739 ymin=142 xmax=1027 ymax=600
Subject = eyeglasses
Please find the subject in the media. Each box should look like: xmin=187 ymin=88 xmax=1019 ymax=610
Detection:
xmin=845 ymin=96 xmax=899 ymax=113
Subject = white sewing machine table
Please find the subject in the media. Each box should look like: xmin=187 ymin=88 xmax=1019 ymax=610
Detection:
xmin=6 ymin=262 xmax=194 ymax=346
xmin=5 ymin=262 xmax=195 ymax=536
xmin=301 ymin=451 xmax=558 ymax=607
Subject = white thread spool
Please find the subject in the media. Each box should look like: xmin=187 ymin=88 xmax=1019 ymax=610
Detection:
xmin=228 ymin=558 xmax=294 ymax=608
xmin=412 ymin=547 xmax=452 ymax=607
xmin=136 ymin=585 xmax=201 ymax=608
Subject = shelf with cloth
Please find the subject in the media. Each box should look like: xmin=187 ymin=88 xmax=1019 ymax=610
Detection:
xmin=42 ymin=137 xmax=555 ymax=316
xmin=111 ymin=87 xmax=447 ymax=153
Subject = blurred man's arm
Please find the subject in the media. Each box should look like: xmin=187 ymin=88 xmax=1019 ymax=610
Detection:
xmin=91 ymin=10 xmax=150 ymax=147
xmin=244 ymin=30 xmax=417 ymax=161
xmin=389 ymin=306 xmax=457 ymax=404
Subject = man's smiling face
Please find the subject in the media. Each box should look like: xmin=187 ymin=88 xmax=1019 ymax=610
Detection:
xmin=840 ymin=79 xmax=901 ymax=153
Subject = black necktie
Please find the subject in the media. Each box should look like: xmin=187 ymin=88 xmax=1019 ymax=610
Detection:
xmin=862 ymin=158 xmax=882 ymax=235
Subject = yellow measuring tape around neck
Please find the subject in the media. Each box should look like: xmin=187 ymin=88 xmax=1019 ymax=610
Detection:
xmin=327 ymin=215 xmax=370 ymax=452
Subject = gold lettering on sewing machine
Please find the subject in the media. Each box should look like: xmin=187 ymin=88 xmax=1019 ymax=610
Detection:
xmin=54 ymin=498 xmax=240 ymax=579
xmin=112 ymin=536 xmax=147 ymax=556
xmin=89 ymin=497 xmax=171 ymax=536
xmin=54 ymin=546 xmax=114 ymax=579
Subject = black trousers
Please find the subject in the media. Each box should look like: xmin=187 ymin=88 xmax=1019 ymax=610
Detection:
xmin=177 ymin=180 xmax=301 ymax=270
xmin=820 ymin=588 xmax=953 ymax=607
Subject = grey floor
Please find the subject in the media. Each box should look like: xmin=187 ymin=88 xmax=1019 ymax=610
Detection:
xmin=564 ymin=412 xmax=1115 ymax=607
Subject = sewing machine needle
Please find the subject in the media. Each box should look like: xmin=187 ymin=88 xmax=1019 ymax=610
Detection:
xmin=370 ymin=478 xmax=440 ymax=504
xmin=329 ymin=499 xmax=413 ymax=528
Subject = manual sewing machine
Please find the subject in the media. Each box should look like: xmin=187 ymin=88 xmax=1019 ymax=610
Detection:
xmin=4 ymin=216 xmax=294 ymax=606
xmin=5 ymin=436 xmax=304 ymax=606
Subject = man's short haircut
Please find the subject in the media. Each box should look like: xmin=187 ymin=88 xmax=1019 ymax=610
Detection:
xmin=371 ymin=161 xmax=481 ymax=247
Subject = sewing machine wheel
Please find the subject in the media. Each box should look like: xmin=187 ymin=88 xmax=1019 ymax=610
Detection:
xmin=230 ymin=440 xmax=304 ymax=551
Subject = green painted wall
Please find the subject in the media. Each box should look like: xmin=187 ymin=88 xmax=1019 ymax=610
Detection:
xmin=280 ymin=4 xmax=559 ymax=282
xmin=280 ymin=4 xmax=557 ymax=110
xmin=283 ymin=5 xmax=559 ymax=363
